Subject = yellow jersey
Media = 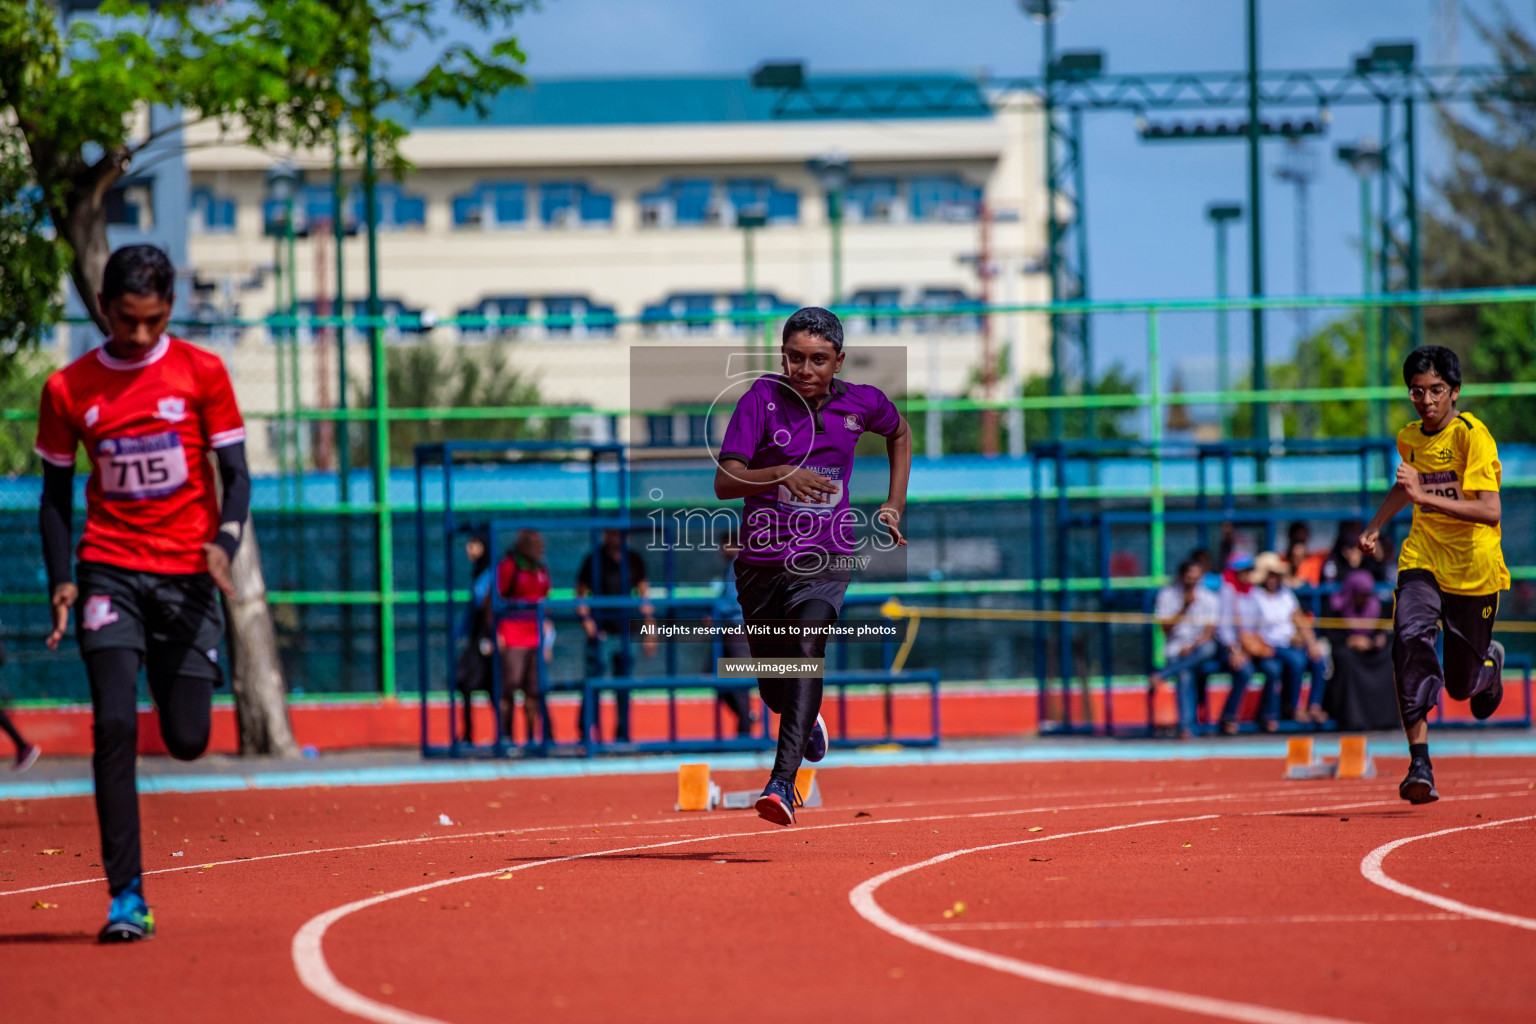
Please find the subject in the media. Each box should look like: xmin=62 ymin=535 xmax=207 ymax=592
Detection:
xmin=1396 ymin=410 xmax=1509 ymax=596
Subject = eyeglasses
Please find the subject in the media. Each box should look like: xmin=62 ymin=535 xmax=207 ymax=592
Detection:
xmin=1407 ymin=384 xmax=1450 ymax=401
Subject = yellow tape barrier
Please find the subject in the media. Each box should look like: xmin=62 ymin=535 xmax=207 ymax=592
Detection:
xmin=878 ymin=598 xmax=1536 ymax=673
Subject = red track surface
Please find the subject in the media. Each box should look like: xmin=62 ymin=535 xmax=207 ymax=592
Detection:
xmin=2 ymin=757 xmax=1534 ymax=1023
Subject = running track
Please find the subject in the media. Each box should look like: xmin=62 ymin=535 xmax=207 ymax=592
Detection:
xmin=2 ymin=757 xmax=1533 ymax=1022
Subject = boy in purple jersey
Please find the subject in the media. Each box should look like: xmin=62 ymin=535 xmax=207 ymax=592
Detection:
xmin=715 ymin=307 xmax=911 ymax=826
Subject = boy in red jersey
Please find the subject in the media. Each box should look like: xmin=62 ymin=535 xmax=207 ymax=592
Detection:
xmin=35 ymin=245 xmax=251 ymax=942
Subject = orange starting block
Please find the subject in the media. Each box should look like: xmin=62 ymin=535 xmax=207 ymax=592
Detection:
xmin=1283 ymin=736 xmax=1376 ymax=780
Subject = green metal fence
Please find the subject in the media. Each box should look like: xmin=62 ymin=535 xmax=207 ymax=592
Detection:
xmin=5 ymin=285 xmax=1536 ymax=703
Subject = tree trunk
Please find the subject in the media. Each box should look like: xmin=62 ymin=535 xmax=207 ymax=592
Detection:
xmin=57 ymin=188 xmax=113 ymax=331
xmin=226 ymin=516 xmax=302 ymax=758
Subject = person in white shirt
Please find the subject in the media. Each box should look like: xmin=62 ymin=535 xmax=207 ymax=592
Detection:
xmin=1236 ymin=551 xmax=1327 ymax=731
xmin=1150 ymin=559 xmax=1220 ymax=736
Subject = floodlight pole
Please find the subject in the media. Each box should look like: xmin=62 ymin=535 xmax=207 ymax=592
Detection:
xmin=1246 ymin=0 xmax=1269 ymax=472
xmin=1207 ymin=203 xmax=1242 ymax=439
xmin=737 ymin=207 xmax=769 ymax=358
xmin=1042 ymin=3 xmax=1063 ymax=441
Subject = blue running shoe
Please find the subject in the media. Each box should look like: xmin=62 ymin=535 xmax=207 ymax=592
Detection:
xmin=99 ymin=877 xmax=154 ymax=943
xmin=754 ymin=777 xmax=801 ymax=827
xmin=803 ymin=713 xmax=828 ymax=763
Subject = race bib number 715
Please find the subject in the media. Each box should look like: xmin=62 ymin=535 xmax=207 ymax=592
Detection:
xmin=98 ymin=432 xmax=190 ymax=501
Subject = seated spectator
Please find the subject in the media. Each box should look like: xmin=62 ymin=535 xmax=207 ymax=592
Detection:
xmin=1149 ymin=558 xmax=1220 ymax=738
xmin=1284 ymin=537 xmax=1326 ymax=589
xmin=1322 ymin=521 xmax=1386 ymax=584
xmin=497 ymin=529 xmax=553 ymax=744
xmin=1237 ymin=552 xmax=1328 ymax=729
xmin=1190 ymin=548 xmax=1222 ymax=593
xmin=1320 ymin=570 xmax=1400 ymax=730
xmin=1206 ymin=553 xmax=1259 ymax=735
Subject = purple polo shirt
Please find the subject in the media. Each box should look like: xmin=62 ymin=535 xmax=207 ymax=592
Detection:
xmin=719 ymin=374 xmax=901 ymax=567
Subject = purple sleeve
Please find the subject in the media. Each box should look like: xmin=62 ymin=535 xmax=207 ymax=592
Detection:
xmin=866 ymin=387 xmax=901 ymax=437
xmin=719 ymin=384 xmax=765 ymax=465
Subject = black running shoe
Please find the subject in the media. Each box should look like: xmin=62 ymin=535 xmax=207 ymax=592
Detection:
xmin=1399 ymin=758 xmax=1439 ymax=805
xmin=754 ymin=777 xmax=799 ymax=827
xmin=1471 ymin=640 xmax=1505 ymax=721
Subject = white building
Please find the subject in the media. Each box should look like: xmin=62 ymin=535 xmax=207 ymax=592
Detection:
xmin=182 ymin=71 xmax=1051 ymax=467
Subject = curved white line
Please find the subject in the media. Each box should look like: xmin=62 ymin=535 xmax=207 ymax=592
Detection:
xmin=849 ymin=825 xmax=1368 ymax=1024
xmin=1360 ymin=814 xmax=1536 ymax=930
xmin=5 ymin=782 xmax=1373 ymax=899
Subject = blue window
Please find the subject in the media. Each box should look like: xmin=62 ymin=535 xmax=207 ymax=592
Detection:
xmin=919 ymin=287 xmax=981 ymax=331
xmin=647 ymin=415 xmax=676 ymax=447
xmin=458 ymin=296 xmax=530 ymax=338
xmin=846 ymin=178 xmax=900 ymax=223
xmin=541 ymin=296 xmax=616 ymax=337
xmin=849 ymin=289 xmax=903 ymax=333
xmin=909 ymin=175 xmax=982 ymax=222
xmin=541 ymin=181 xmax=613 ymax=227
xmin=724 ymin=179 xmax=799 ymax=224
xmin=641 ymin=293 xmax=716 ymax=334
xmin=640 ymin=178 xmax=715 ymax=226
xmin=191 ymin=187 xmax=236 ymax=234
xmin=728 ymin=291 xmax=792 ymax=333
xmin=452 ymin=182 xmax=526 ymax=228
xmin=349 ymin=184 xmax=427 ymax=231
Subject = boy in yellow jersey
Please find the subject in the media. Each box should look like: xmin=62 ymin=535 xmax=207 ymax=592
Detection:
xmin=1359 ymin=346 xmax=1508 ymax=804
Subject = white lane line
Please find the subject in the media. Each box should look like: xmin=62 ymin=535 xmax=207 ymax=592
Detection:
xmin=928 ymin=913 xmax=1464 ymax=932
xmin=849 ymin=829 xmax=1368 ymax=1024
xmin=1360 ymin=815 xmax=1536 ymax=931
xmin=293 ymin=812 xmax=1217 ymax=1024
xmin=1 ymin=782 xmax=1375 ymax=899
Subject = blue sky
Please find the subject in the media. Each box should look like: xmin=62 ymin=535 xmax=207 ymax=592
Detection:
xmin=426 ymin=1 xmax=1533 ymax=386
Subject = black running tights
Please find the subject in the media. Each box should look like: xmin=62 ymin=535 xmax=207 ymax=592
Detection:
xmin=89 ymin=648 xmax=213 ymax=895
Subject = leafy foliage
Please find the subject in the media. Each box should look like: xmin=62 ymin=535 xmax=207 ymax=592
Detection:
xmin=0 ymin=0 xmax=536 ymax=337
xmin=1419 ymin=9 xmax=1536 ymax=439
xmin=0 ymin=128 xmax=66 ymax=355
xmin=905 ymin=343 xmax=1140 ymax=455
xmin=353 ymin=342 xmax=566 ymax=467
xmin=0 ymin=349 xmax=65 ymax=475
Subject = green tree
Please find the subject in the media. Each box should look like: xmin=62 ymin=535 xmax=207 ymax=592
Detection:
xmin=0 ymin=0 xmax=536 ymax=754
xmin=0 ymin=352 xmax=63 ymax=475
xmin=1420 ymin=9 xmax=1536 ymax=440
xmin=0 ymin=128 xmax=66 ymax=354
xmin=1252 ymin=314 xmax=1373 ymax=440
xmin=355 ymin=342 xmax=565 ymax=467
xmin=906 ymin=344 xmax=1139 ymax=455
xmin=0 ymin=0 xmax=532 ymax=332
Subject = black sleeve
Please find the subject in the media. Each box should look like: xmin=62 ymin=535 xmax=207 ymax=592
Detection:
xmin=211 ymin=442 xmax=252 ymax=561
xmin=39 ymin=461 xmax=75 ymax=592
xmin=576 ymin=554 xmax=594 ymax=591
xmin=628 ymin=549 xmax=648 ymax=585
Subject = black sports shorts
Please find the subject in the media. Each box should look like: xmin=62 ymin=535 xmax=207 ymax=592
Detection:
xmin=75 ymin=560 xmax=225 ymax=683
xmin=1391 ymin=567 xmax=1499 ymax=726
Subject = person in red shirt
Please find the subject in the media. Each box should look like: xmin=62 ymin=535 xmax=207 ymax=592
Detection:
xmin=494 ymin=529 xmax=552 ymax=743
xmin=35 ymin=245 xmax=251 ymax=943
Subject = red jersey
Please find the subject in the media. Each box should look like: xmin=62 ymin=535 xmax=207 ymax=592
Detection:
xmin=496 ymin=556 xmax=552 ymax=648
xmin=34 ymin=335 xmax=246 ymax=576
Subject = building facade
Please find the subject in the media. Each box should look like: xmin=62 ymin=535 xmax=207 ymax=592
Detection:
xmin=178 ymin=72 xmax=1051 ymax=467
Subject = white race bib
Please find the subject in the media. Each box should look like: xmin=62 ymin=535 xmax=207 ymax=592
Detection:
xmin=98 ymin=431 xmax=190 ymax=501
xmin=777 ymin=479 xmax=843 ymax=509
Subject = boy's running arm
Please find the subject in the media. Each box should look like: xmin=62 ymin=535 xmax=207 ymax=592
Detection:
xmin=713 ymin=460 xmax=836 ymax=502
xmin=202 ymin=442 xmax=252 ymax=600
xmin=1394 ymin=460 xmax=1501 ymax=526
xmin=39 ymin=461 xmax=77 ymax=650
xmin=878 ymin=415 xmax=911 ymax=546
xmin=1357 ymin=483 xmax=1413 ymax=557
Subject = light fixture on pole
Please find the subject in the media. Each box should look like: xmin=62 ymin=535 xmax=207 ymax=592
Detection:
xmin=1337 ymin=139 xmax=1385 ymax=438
xmin=1206 ymin=202 xmax=1243 ymax=439
xmin=807 ymin=152 xmax=851 ymax=305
